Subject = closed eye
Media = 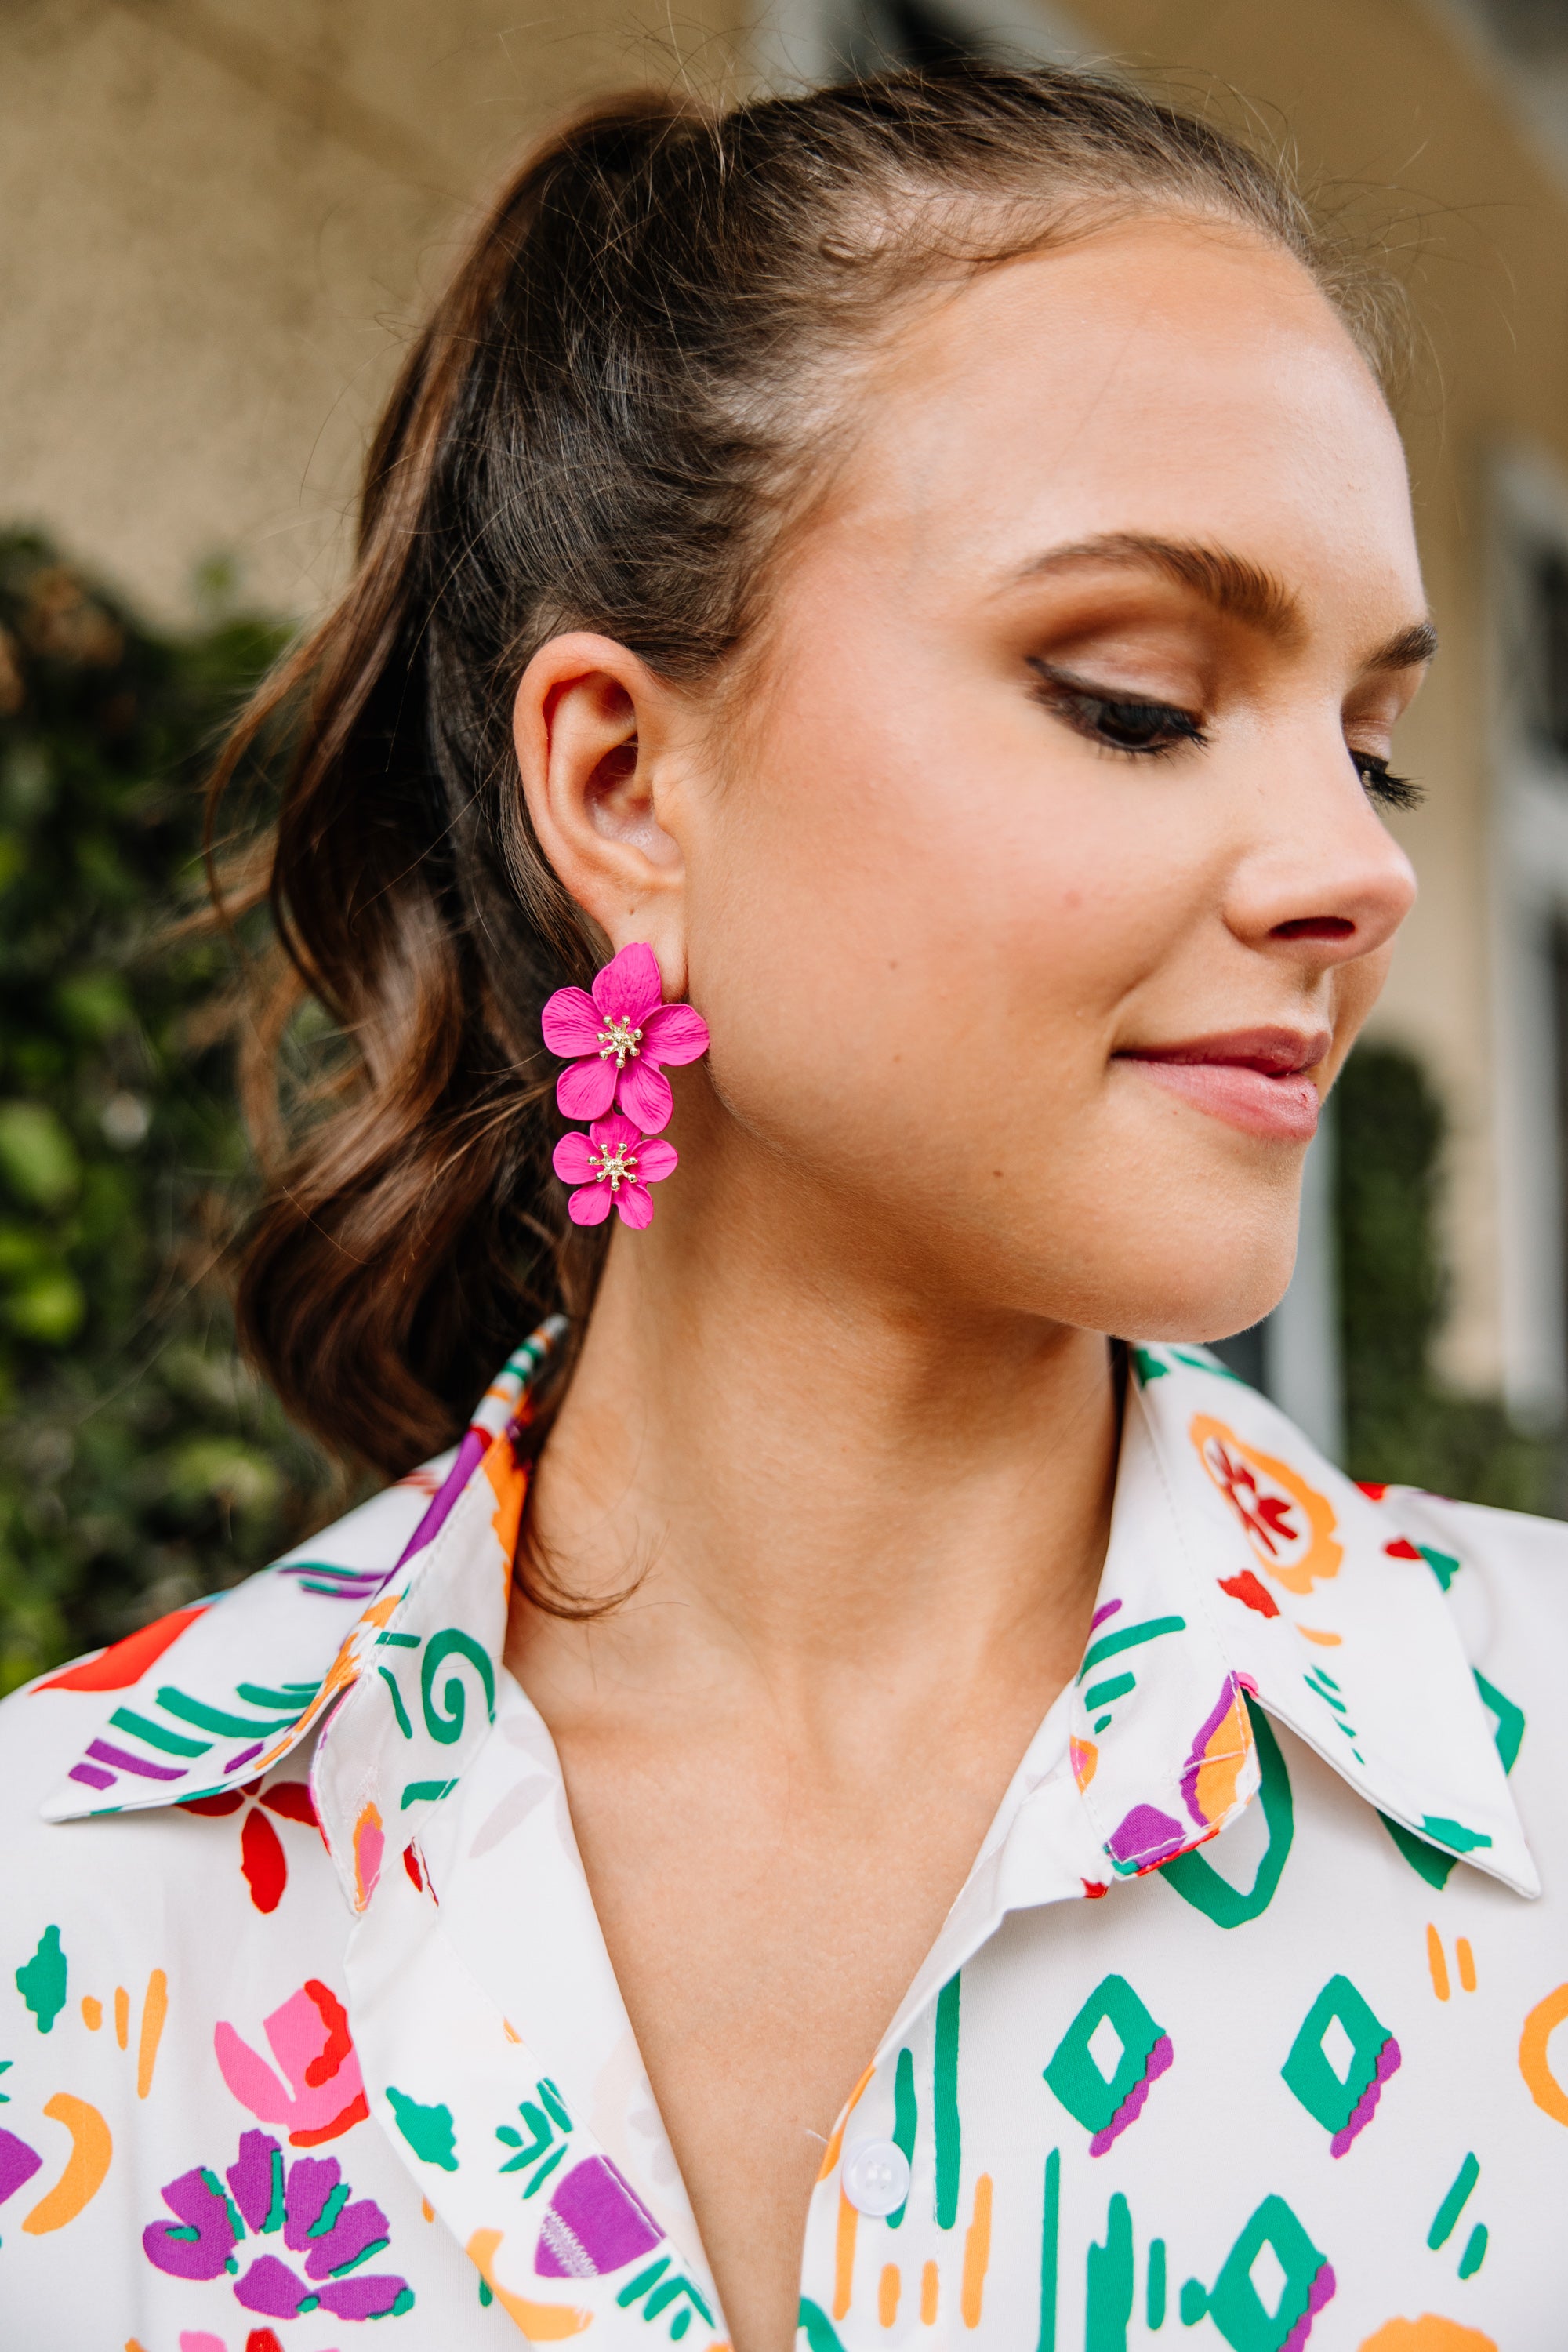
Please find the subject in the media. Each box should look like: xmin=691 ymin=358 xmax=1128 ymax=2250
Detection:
xmin=1026 ymin=659 xmax=1207 ymax=759
xmin=1351 ymin=750 xmax=1424 ymax=811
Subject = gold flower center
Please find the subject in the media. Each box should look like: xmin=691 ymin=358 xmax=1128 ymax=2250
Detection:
xmin=590 ymin=1140 xmax=638 ymax=1192
xmin=597 ymin=1018 xmax=643 ymax=1068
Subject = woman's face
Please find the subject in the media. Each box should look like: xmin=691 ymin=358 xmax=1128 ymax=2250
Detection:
xmin=669 ymin=215 xmax=1427 ymax=1343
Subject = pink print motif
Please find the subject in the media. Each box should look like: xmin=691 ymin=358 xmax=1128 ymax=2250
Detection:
xmin=542 ymin=942 xmax=710 ymax=1133
xmin=215 ymin=1979 xmax=368 ymax=2147
xmin=552 ymin=1113 xmax=678 ymax=1229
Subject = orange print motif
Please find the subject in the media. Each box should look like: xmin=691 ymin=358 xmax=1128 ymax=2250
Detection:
xmin=1519 ymin=1982 xmax=1568 ymax=2123
xmin=1189 ymin=1684 xmax=1253 ymax=1824
xmin=1357 ymin=2323 xmax=1497 ymax=2351
xmin=1190 ymin=1414 xmax=1344 ymax=1594
xmin=481 ymin=1436 xmax=531 ymax=1598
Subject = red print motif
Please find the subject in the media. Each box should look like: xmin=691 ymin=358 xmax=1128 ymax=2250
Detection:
xmin=1218 ymin=1569 xmax=1281 ymax=1621
xmin=1205 ymin=1441 xmax=1299 ymax=1558
xmin=181 ymin=1779 xmax=323 ymax=1914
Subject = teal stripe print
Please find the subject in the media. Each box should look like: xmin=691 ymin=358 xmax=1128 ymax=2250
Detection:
xmin=1037 ymin=2147 xmax=1061 ymax=2351
xmin=935 ymin=1971 xmax=961 ymax=2229
xmin=888 ymin=2045 xmax=916 ymax=2229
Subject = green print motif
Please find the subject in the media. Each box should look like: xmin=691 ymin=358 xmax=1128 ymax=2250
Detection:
xmin=386 ymin=2085 xmax=459 ymax=2171
xmin=497 ymin=2076 xmax=574 ymax=2198
xmin=887 ymin=2046 xmax=916 ymax=2229
xmin=1475 ymin=1669 xmax=1525 ymax=1772
xmin=615 ymin=2255 xmax=716 ymax=2339
xmin=797 ymin=2300 xmax=845 ymax=2352
xmin=1043 ymin=1975 xmax=1172 ymax=2154
xmin=1085 ymin=2192 xmax=1134 ymax=2351
xmin=375 ymin=1628 xmax=423 ymax=1738
xmin=1128 ymin=1343 xmax=1247 ymax=1387
xmin=1380 ymin=1668 xmax=1523 ymax=1886
xmin=15 ymin=1924 xmax=67 ymax=2033
xmin=1428 ymin=2153 xmax=1488 ymax=2281
xmin=400 ymin=1778 xmax=459 ymax=1809
xmin=1419 ymin=1816 xmax=1493 ymax=1855
xmin=1187 ymin=2196 xmax=1335 ymax=2351
xmin=1037 ymin=2147 xmax=1061 ymax=2352
xmin=1160 ymin=1708 xmax=1294 ymax=1928
xmin=421 ymin=1628 xmax=495 ymax=1745
xmin=1145 ymin=2238 xmax=1167 ymax=2328
xmin=1281 ymin=1976 xmax=1400 ymax=2156
xmin=934 ymin=1972 xmax=961 ymax=2230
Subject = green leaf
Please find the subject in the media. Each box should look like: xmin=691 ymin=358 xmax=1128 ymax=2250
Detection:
xmin=0 ymin=1102 xmax=79 ymax=1210
xmin=54 ymin=971 xmax=133 ymax=1040
xmin=2 ymin=1270 xmax=85 ymax=1345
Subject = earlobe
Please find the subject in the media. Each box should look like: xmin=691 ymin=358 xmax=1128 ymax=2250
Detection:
xmin=513 ymin=631 xmax=688 ymax=988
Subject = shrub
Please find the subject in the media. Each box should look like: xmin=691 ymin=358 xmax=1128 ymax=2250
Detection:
xmin=1336 ymin=1041 xmax=1559 ymax=1512
xmin=0 ymin=534 xmax=341 ymax=1694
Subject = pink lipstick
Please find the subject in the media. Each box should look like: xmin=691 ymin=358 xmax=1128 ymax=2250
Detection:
xmin=1116 ymin=1026 xmax=1330 ymax=1142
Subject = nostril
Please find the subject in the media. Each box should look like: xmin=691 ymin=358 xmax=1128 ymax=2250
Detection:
xmin=1272 ymin=916 xmax=1356 ymax=942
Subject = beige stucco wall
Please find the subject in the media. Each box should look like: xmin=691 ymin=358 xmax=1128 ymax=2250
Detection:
xmin=0 ymin=0 xmax=748 ymax=621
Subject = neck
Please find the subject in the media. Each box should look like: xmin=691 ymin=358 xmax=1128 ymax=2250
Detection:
xmin=509 ymin=1149 xmax=1119 ymax=1732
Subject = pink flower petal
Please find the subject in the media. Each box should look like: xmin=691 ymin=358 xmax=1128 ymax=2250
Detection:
xmin=591 ymin=942 xmax=662 ymax=1025
xmin=615 ymin=1182 xmax=655 ymax=1229
xmin=552 ymin=1131 xmax=598 ymax=1185
xmin=634 ymin=1138 xmax=677 ymax=1183
xmin=590 ymin=1112 xmax=643 ymax=1152
xmin=557 ymin=1058 xmax=617 ymax=1120
xmin=640 ymin=1003 xmax=710 ymax=1065
xmin=568 ymin=1183 xmax=613 ymax=1225
xmin=617 ymin=1059 xmax=673 ymax=1133
xmin=540 ymin=986 xmax=604 ymax=1058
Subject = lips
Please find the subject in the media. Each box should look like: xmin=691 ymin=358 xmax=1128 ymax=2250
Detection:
xmin=1116 ymin=1026 xmax=1330 ymax=1142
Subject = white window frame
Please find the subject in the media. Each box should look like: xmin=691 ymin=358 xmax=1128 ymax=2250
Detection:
xmin=1488 ymin=445 xmax=1568 ymax=1420
xmin=753 ymin=0 xmax=1090 ymax=88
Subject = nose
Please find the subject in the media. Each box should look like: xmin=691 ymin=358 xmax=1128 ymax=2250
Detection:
xmin=1222 ymin=745 xmax=1417 ymax=970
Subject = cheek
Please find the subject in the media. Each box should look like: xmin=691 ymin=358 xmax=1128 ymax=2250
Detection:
xmin=689 ymin=672 xmax=1210 ymax=1154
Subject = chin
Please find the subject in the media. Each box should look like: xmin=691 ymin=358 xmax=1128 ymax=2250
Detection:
xmin=1047 ymin=1219 xmax=1298 ymax=1347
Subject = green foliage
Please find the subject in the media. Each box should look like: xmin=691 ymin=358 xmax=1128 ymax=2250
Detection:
xmin=0 ymin=533 xmax=343 ymax=1694
xmin=1336 ymin=1042 xmax=1559 ymax=1512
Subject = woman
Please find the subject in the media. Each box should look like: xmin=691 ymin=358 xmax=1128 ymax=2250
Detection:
xmin=2 ymin=58 xmax=1562 ymax=2352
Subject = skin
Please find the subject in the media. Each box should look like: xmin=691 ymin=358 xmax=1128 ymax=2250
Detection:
xmin=503 ymin=216 xmax=1427 ymax=2350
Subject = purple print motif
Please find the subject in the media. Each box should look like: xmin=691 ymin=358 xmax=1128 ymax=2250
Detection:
xmin=535 ymin=2155 xmax=663 ymax=2278
xmin=1091 ymin=2034 xmax=1174 ymax=2156
xmin=143 ymin=2128 xmax=412 ymax=2321
xmin=1107 ymin=1802 xmax=1187 ymax=1871
xmin=1331 ymin=2038 xmax=1402 ymax=2158
xmin=1284 ymin=2261 xmax=1338 ymax=2350
xmin=0 ymin=2129 xmax=44 ymax=2208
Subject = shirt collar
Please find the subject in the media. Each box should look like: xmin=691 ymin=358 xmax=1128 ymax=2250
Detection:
xmin=36 ymin=1323 xmax=1535 ymax=1900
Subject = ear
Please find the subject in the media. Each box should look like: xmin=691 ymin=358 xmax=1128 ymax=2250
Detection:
xmin=514 ymin=632 xmax=691 ymax=990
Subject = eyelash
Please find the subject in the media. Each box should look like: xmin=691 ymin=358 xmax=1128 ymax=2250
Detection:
xmin=1026 ymin=660 xmax=1206 ymax=760
xmin=1026 ymin=659 xmax=1425 ymax=811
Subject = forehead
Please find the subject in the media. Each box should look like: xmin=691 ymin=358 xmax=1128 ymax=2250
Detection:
xmin=819 ymin=216 xmax=1421 ymax=618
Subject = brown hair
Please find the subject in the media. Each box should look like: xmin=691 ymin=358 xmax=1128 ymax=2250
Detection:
xmin=212 ymin=60 xmax=1396 ymax=1478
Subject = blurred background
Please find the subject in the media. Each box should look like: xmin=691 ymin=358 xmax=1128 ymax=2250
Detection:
xmin=4 ymin=0 xmax=1568 ymax=1689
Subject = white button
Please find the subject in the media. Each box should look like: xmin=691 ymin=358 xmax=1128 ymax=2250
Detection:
xmin=842 ymin=2137 xmax=911 ymax=2217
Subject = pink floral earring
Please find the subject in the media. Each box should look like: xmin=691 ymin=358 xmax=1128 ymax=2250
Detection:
xmin=543 ymin=943 xmax=710 ymax=1229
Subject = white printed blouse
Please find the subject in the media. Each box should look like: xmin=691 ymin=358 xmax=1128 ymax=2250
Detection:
xmin=3 ymin=1325 xmax=1568 ymax=2352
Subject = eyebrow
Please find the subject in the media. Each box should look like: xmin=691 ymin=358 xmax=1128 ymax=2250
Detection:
xmin=1006 ymin=532 xmax=1437 ymax=670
